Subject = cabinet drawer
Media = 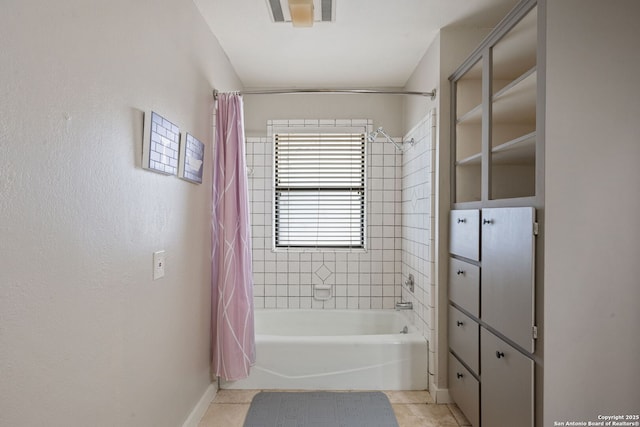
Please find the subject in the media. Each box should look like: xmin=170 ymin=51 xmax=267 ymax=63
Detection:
xmin=448 ymin=305 xmax=479 ymax=374
xmin=450 ymin=209 xmax=480 ymax=261
xmin=449 ymin=258 xmax=480 ymax=317
xmin=481 ymin=327 xmax=534 ymax=427
xmin=449 ymin=353 xmax=479 ymax=427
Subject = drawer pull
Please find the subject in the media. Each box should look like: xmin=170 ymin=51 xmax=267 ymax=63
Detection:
xmin=456 ymin=269 xmax=464 ymax=275
xmin=456 ymin=372 xmax=464 ymax=379
xmin=483 ymin=218 xmax=492 ymax=225
xmin=457 ymin=218 xmax=466 ymax=224
xmin=496 ymin=351 xmax=505 ymax=359
xmin=456 ymin=321 xmax=464 ymax=327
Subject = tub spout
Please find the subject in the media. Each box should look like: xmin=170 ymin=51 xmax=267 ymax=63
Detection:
xmin=395 ymin=301 xmax=413 ymax=311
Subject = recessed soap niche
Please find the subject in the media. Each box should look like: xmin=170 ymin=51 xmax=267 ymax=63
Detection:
xmin=313 ymin=284 xmax=332 ymax=301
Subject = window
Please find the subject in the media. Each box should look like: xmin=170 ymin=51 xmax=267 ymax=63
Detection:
xmin=273 ymin=129 xmax=366 ymax=249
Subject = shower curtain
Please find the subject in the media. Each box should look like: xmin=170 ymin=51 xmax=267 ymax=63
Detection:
xmin=211 ymin=92 xmax=255 ymax=381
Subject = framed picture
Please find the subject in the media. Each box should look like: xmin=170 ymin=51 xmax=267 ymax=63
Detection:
xmin=178 ymin=132 xmax=205 ymax=184
xmin=142 ymin=111 xmax=180 ymax=175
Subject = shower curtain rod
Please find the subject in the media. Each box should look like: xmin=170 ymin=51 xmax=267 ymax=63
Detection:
xmin=213 ymin=88 xmax=436 ymax=100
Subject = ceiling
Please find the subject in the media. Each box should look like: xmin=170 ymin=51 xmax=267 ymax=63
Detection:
xmin=194 ymin=0 xmax=519 ymax=89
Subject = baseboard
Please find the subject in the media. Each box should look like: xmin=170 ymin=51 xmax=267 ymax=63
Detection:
xmin=429 ymin=386 xmax=452 ymax=404
xmin=182 ymin=382 xmax=217 ymax=427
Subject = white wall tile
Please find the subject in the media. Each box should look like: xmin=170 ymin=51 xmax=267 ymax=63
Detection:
xmin=358 ymin=297 xmax=371 ymax=309
xmin=401 ymin=113 xmax=436 ymax=352
xmin=254 ymin=297 xmax=265 ymax=309
xmin=250 ymin=119 xmax=410 ymax=312
xmin=288 ymin=298 xmax=300 ymax=309
xmin=276 ymin=297 xmax=288 ymax=308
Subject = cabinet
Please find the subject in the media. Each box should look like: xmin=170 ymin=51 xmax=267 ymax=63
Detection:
xmin=447 ymin=1 xmax=543 ymax=425
xmin=481 ymin=207 xmax=536 ymax=352
xmin=451 ymin=0 xmax=541 ymax=204
xmin=449 ymin=210 xmax=480 ymax=261
xmin=449 ymin=305 xmax=479 ymax=373
xmin=481 ymin=328 xmax=534 ymax=427
xmin=449 ymin=258 xmax=480 ymax=317
xmin=449 ymin=353 xmax=480 ymax=427
xmin=448 ymin=207 xmax=536 ymax=427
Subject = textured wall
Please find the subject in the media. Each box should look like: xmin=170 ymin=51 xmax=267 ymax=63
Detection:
xmin=0 ymin=1 xmax=241 ymax=426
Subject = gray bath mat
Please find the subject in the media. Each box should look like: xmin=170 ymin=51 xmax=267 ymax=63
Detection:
xmin=243 ymin=391 xmax=399 ymax=427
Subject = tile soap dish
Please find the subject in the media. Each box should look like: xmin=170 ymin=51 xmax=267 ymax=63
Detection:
xmin=313 ymin=284 xmax=332 ymax=301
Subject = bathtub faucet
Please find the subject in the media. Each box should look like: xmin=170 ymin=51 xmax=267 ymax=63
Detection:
xmin=395 ymin=301 xmax=413 ymax=311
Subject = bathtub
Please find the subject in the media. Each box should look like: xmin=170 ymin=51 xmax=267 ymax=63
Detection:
xmin=220 ymin=309 xmax=428 ymax=390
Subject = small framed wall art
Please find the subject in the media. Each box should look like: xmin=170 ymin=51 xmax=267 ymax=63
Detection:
xmin=142 ymin=111 xmax=180 ymax=175
xmin=178 ymin=133 xmax=204 ymax=184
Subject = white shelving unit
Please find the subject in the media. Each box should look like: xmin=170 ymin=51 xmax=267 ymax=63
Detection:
xmin=452 ymin=2 xmax=539 ymax=204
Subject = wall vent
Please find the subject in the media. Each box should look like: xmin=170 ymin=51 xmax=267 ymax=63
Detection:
xmin=267 ymin=0 xmax=335 ymax=23
xmin=267 ymin=0 xmax=285 ymax=22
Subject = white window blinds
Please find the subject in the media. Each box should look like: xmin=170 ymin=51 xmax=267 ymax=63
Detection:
xmin=274 ymin=131 xmax=366 ymax=249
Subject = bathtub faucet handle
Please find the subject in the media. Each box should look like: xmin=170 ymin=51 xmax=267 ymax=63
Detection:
xmin=404 ymin=274 xmax=415 ymax=293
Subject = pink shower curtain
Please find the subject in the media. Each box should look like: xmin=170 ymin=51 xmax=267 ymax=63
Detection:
xmin=211 ymin=92 xmax=255 ymax=381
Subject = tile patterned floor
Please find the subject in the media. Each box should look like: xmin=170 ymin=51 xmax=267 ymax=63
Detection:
xmin=198 ymin=390 xmax=471 ymax=427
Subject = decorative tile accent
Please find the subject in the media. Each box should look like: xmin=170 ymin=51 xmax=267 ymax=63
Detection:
xmin=315 ymin=264 xmax=333 ymax=282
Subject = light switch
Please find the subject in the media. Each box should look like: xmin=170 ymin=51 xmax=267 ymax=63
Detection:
xmin=153 ymin=251 xmax=165 ymax=280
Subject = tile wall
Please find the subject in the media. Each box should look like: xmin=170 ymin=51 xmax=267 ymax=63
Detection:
xmin=399 ymin=110 xmax=437 ymax=385
xmin=247 ymin=119 xmax=404 ymax=310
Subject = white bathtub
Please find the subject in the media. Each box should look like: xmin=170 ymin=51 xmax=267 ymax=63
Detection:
xmin=220 ymin=309 xmax=428 ymax=390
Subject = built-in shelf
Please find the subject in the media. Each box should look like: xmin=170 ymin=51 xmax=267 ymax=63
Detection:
xmin=491 ymin=8 xmax=538 ymax=81
xmin=450 ymin=0 xmax=540 ymax=422
xmin=452 ymin=0 xmax=539 ymax=206
xmin=492 ymin=69 xmax=536 ymax=123
xmin=457 ymin=104 xmax=482 ymax=125
xmin=457 ymin=131 xmax=536 ymax=167
xmin=457 ymin=152 xmax=482 ymax=166
xmin=458 ymin=68 xmax=536 ymax=126
xmin=494 ymin=66 xmax=536 ymax=100
xmin=493 ymin=131 xmax=536 ymax=165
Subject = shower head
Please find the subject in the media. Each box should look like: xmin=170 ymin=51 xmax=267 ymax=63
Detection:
xmin=367 ymin=127 xmax=382 ymax=143
xmin=367 ymin=127 xmax=408 ymax=151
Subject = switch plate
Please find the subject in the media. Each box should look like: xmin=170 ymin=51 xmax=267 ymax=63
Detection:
xmin=153 ymin=251 xmax=165 ymax=280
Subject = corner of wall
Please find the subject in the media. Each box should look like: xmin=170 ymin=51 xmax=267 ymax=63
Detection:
xmin=429 ymin=385 xmax=452 ymax=405
xmin=182 ymin=382 xmax=218 ymax=427
xmin=400 ymin=24 xmax=495 ymax=394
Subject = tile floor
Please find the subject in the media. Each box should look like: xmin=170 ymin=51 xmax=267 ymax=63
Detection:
xmin=198 ymin=390 xmax=471 ymax=427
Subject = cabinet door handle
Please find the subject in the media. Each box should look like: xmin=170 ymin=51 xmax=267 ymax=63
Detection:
xmin=456 ymin=321 xmax=464 ymax=327
xmin=483 ymin=219 xmax=492 ymax=225
xmin=457 ymin=218 xmax=466 ymax=224
xmin=456 ymin=372 xmax=464 ymax=379
xmin=496 ymin=351 xmax=505 ymax=359
xmin=456 ymin=270 xmax=464 ymax=275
